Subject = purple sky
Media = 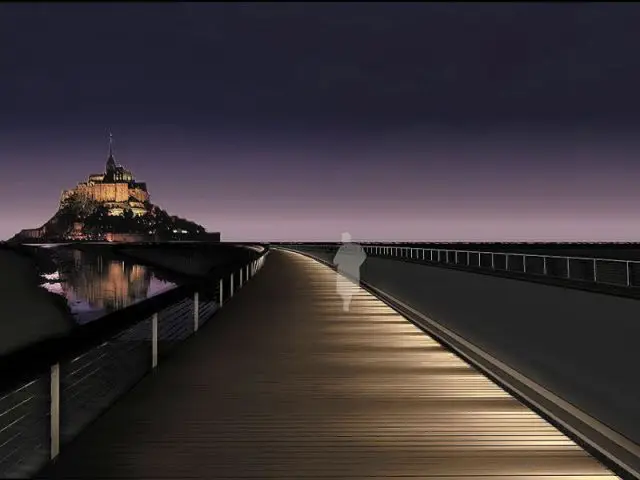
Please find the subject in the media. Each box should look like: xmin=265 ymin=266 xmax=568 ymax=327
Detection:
xmin=3 ymin=4 xmax=640 ymax=242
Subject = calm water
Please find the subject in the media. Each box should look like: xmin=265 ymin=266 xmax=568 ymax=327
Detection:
xmin=40 ymin=247 xmax=177 ymax=324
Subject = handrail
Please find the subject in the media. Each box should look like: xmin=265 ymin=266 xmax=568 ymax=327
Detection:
xmin=287 ymin=243 xmax=638 ymax=290
xmin=286 ymin=242 xmax=636 ymax=264
xmin=0 ymin=246 xmax=266 ymax=393
xmin=0 ymin=244 xmax=269 ymax=478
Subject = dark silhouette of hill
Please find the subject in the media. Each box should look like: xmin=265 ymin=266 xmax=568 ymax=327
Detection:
xmin=9 ymin=195 xmax=213 ymax=243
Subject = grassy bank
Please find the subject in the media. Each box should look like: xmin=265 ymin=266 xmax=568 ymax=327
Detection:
xmin=0 ymin=247 xmax=74 ymax=356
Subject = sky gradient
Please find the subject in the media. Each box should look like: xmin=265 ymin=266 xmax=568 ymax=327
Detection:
xmin=3 ymin=3 xmax=640 ymax=241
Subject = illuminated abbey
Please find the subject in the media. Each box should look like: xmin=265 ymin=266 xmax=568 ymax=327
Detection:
xmin=60 ymin=133 xmax=150 ymax=216
xmin=12 ymin=133 xmax=219 ymax=243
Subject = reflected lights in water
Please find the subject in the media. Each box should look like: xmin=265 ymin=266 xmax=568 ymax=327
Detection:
xmin=40 ymin=249 xmax=176 ymax=324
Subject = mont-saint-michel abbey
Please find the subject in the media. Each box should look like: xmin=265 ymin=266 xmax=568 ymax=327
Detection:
xmin=12 ymin=134 xmax=218 ymax=243
xmin=60 ymin=135 xmax=150 ymax=217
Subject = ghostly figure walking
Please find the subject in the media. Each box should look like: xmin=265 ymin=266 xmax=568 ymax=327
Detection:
xmin=333 ymin=232 xmax=367 ymax=312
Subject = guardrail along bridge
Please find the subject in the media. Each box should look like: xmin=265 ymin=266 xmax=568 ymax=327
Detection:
xmin=2 ymin=243 xmax=639 ymax=479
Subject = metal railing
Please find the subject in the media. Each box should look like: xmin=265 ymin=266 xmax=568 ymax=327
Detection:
xmin=0 ymin=247 xmax=269 ymax=479
xmin=291 ymin=243 xmax=639 ymax=289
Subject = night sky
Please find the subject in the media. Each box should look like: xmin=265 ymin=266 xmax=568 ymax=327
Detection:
xmin=3 ymin=3 xmax=640 ymax=241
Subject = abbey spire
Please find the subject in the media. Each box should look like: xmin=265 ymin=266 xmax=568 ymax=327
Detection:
xmin=106 ymin=131 xmax=116 ymax=173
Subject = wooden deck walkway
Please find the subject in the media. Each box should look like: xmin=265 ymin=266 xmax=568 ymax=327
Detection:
xmin=38 ymin=249 xmax=617 ymax=479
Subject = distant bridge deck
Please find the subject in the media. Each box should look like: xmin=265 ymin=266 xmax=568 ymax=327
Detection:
xmin=38 ymin=250 xmax=616 ymax=479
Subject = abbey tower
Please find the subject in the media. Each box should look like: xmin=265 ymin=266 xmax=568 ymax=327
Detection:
xmin=60 ymin=133 xmax=150 ymax=216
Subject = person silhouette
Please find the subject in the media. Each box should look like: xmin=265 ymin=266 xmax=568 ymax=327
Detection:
xmin=333 ymin=232 xmax=367 ymax=312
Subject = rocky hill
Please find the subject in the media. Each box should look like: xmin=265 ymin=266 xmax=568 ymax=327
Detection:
xmin=10 ymin=195 xmax=215 ymax=243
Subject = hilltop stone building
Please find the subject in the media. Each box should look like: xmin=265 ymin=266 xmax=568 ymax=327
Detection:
xmin=60 ymin=134 xmax=150 ymax=216
xmin=12 ymin=134 xmax=219 ymax=243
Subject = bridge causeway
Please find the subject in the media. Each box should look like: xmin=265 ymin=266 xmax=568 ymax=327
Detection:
xmin=35 ymin=249 xmax=616 ymax=479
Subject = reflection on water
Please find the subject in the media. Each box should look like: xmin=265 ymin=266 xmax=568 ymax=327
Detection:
xmin=40 ymin=248 xmax=176 ymax=324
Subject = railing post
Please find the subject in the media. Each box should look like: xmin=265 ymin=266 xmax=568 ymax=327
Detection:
xmin=151 ymin=313 xmax=158 ymax=369
xmin=593 ymin=259 xmax=597 ymax=282
xmin=523 ymin=255 xmax=527 ymax=273
xmin=543 ymin=256 xmax=547 ymax=275
xmin=430 ymin=249 xmax=433 ymax=262
xmin=193 ymin=292 xmax=199 ymax=332
xmin=240 ymin=268 xmax=243 ymax=287
xmin=230 ymin=273 xmax=234 ymax=297
xmin=50 ymin=363 xmax=60 ymax=460
xmin=491 ymin=252 xmax=495 ymax=270
xmin=455 ymin=251 xmax=458 ymax=264
xmin=566 ymin=257 xmax=571 ymax=279
xmin=626 ymin=261 xmax=631 ymax=286
xmin=219 ymin=278 xmax=224 ymax=306
xmin=506 ymin=254 xmax=509 ymax=271
xmin=467 ymin=251 xmax=470 ymax=266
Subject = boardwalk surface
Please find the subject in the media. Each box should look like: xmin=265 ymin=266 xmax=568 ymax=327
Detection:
xmin=39 ymin=250 xmax=617 ymax=479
